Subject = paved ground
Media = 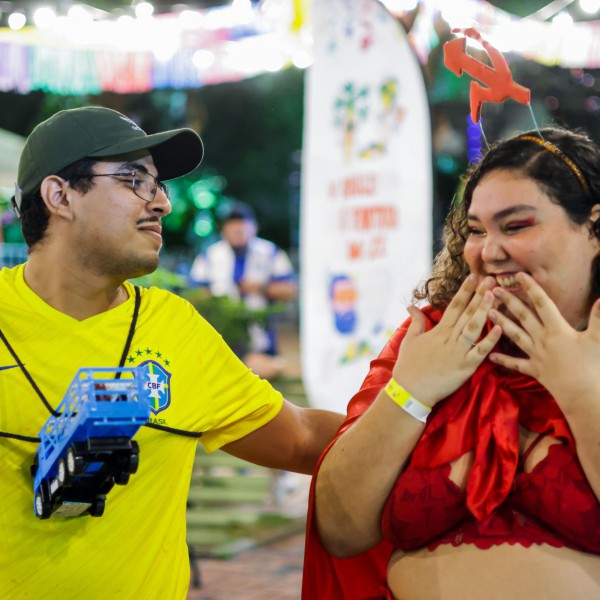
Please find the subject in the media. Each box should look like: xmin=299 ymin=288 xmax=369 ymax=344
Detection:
xmin=187 ymin=531 xmax=305 ymax=600
xmin=187 ymin=319 xmax=308 ymax=599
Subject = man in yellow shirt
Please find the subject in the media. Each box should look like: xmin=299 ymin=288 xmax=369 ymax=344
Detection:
xmin=0 ymin=106 xmax=342 ymax=599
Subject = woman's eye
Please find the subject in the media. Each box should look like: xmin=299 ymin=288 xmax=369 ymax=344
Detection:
xmin=467 ymin=227 xmax=485 ymax=237
xmin=502 ymin=220 xmax=534 ymax=233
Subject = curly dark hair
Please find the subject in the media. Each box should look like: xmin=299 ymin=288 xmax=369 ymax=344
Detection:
xmin=17 ymin=158 xmax=100 ymax=249
xmin=414 ymin=127 xmax=600 ymax=308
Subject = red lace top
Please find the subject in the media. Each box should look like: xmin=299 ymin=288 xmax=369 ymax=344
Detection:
xmin=376 ymin=307 xmax=600 ymax=554
xmin=382 ymin=438 xmax=600 ymax=553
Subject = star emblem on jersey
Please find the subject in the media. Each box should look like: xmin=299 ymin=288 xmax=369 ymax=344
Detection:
xmin=138 ymin=359 xmax=172 ymax=414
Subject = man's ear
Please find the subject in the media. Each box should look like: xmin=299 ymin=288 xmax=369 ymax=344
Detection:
xmin=39 ymin=176 xmax=74 ymax=220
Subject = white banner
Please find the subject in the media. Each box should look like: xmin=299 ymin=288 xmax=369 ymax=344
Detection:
xmin=301 ymin=0 xmax=432 ymax=413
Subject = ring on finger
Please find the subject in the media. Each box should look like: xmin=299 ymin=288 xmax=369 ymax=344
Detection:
xmin=461 ymin=334 xmax=477 ymax=347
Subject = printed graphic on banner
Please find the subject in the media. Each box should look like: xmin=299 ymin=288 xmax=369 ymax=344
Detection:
xmin=333 ymin=78 xmax=405 ymax=163
xmin=301 ymin=0 xmax=432 ymax=413
xmin=330 ymin=274 xmax=357 ymax=335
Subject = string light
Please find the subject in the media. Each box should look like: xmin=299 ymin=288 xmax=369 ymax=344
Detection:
xmin=379 ymin=0 xmax=419 ymax=12
xmin=32 ymin=6 xmax=56 ymax=29
xmin=134 ymin=2 xmax=154 ymax=19
xmin=7 ymin=12 xmax=26 ymax=30
xmin=292 ymin=49 xmax=312 ymax=69
xmin=178 ymin=9 xmax=203 ymax=30
xmin=192 ymin=49 xmax=215 ymax=70
xmin=0 ymin=0 xmax=599 ymax=98
xmin=67 ymin=5 xmax=93 ymax=25
xmin=579 ymin=0 xmax=600 ymax=15
xmin=552 ymin=11 xmax=574 ymax=27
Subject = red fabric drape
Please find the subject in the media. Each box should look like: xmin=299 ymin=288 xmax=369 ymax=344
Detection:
xmin=302 ymin=306 xmax=575 ymax=599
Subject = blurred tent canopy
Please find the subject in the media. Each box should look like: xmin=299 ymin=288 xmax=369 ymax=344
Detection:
xmin=81 ymin=0 xmax=229 ymax=12
xmin=0 ymin=128 xmax=24 ymax=188
xmin=486 ymin=0 xmax=555 ymax=17
xmin=0 ymin=1 xmax=598 ymax=98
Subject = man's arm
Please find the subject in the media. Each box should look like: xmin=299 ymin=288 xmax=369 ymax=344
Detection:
xmin=265 ymin=280 xmax=297 ymax=302
xmin=237 ymin=278 xmax=297 ymax=302
xmin=221 ymin=400 xmax=343 ymax=475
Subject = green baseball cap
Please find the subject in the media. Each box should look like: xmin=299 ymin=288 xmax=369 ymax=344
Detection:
xmin=15 ymin=105 xmax=204 ymax=210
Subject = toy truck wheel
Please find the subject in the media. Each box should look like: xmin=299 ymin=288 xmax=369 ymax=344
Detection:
xmin=89 ymin=497 xmax=105 ymax=517
xmin=57 ymin=459 xmax=67 ymax=485
xmin=124 ymin=452 xmax=139 ymax=475
xmin=35 ymin=493 xmax=51 ymax=519
xmin=66 ymin=447 xmax=83 ymax=476
xmin=113 ymin=471 xmax=130 ymax=486
xmin=115 ymin=445 xmax=139 ymax=475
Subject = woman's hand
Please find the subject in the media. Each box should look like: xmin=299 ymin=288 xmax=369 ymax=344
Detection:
xmin=488 ymin=272 xmax=600 ymax=407
xmin=393 ymin=274 xmax=502 ymax=406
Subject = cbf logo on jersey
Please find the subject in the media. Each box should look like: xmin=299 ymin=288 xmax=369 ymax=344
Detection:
xmin=138 ymin=360 xmax=171 ymax=414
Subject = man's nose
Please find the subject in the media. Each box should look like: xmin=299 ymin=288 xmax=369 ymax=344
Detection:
xmin=149 ymin=186 xmax=172 ymax=216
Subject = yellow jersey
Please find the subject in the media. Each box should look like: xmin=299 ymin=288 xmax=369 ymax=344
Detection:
xmin=0 ymin=263 xmax=283 ymax=599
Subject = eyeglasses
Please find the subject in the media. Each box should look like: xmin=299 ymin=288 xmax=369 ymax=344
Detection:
xmin=87 ymin=171 xmax=170 ymax=203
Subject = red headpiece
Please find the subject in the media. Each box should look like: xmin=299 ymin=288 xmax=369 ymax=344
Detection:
xmin=444 ymin=27 xmax=531 ymax=124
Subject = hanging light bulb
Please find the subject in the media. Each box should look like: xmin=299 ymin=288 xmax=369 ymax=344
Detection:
xmin=579 ymin=0 xmax=600 ymax=14
xmin=33 ymin=6 xmax=57 ymax=29
xmin=8 ymin=12 xmax=27 ymax=30
xmin=232 ymin=0 xmax=252 ymax=10
xmin=67 ymin=5 xmax=94 ymax=25
xmin=552 ymin=11 xmax=574 ymax=27
xmin=135 ymin=2 xmax=154 ymax=19
xmin=193 ymin=49 xmax=215 ymax=70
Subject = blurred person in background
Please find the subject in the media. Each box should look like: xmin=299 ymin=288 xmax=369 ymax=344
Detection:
xmin=189 ymin=202 xmax=297 ymax=380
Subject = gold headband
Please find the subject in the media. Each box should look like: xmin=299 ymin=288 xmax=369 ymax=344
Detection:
xmin=519 ymin=135 xmax=590 ymax=194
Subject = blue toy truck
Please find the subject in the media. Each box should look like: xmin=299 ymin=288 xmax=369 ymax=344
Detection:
xmin=32 ymin=367 xmax=150 ymax=519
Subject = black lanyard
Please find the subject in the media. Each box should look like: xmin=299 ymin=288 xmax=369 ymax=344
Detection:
xmin=0 ymin=287 xmax=140 ymax=442
xmin=1 ymin=285 xmax=202 ymax=441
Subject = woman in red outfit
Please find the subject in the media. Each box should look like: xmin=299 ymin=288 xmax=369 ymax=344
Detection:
xmin=303 ymin=128 xmax=600 ymax=599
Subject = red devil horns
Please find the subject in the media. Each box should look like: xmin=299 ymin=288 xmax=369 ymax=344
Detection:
xmin=444 ymin=27 xmax=531 ymax=124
